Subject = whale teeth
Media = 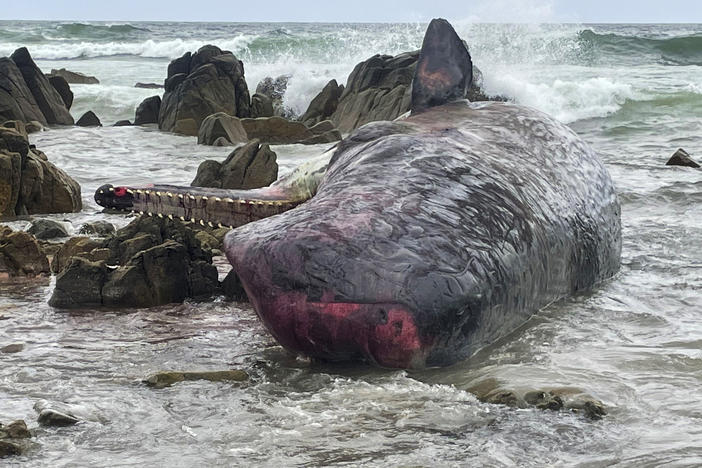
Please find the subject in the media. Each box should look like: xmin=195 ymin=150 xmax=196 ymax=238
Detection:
xmin=199 ymin=219 xmax=205 ymax=226
xmin=147 ymin=212 xmax=153 ymax=216
xmin=136 ymin=189 xmax=143 ymax=194
xmin=189 ymin=195 xmax=195 ymax=201
xmin=155 ymin=191 xmax=162 ymax=197
xmin=139 ymin=211 xmax=144 ymax=215
xmin=178 ymin=194 xmax=184 ymax=199
xmin=217 ymin=223 xmax=223 ymax=228
xmin=126 ymin=189 xmax=133 ymax=194
xmin=190 ymin=218 xmax=196 ymax=223
xmin=202 ymin=196 xmax=208 ymax=201
xmin=157 ymin=213 xmax=163 ymax=218
xmin=108 ymin=187 xmax=114 ymax=192
xmin=144 ymin=190 xmax=152 ymax=195
xmin=99 ymin=190 xmax=104 ymax=194
xmin=214 ymin=197 xmax=222 ymax=202
xmin=207 ymin=221 xmax=214 ymax=227
xmin=168 ymin=214 xmax=173 ymax=220
xmin=180 ymin=216 xmax=185 ymax=221
xmin=167 ymin=192 xmax=173 ymax=198
xmin=225 ymin=198 xmax=234 ymax=204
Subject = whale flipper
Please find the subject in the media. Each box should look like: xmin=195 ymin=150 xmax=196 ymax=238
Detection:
xmin=411 ymin=18 xmax=473 ymax=113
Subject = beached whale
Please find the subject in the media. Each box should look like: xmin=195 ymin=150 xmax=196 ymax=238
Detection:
xmin=95 ymin=19 xmax=621 ymax=368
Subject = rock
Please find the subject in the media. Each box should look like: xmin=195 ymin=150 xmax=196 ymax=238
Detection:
xmin=37 ymin=409 xmax=79 ymax=427
xmin=51 ymin=236 xmax=103 ymax=273
xmin=666 ymin=148 xmax=700 ymax=168
xmin=134 ymin=95 xmax=161 ymax=126
xmin=144 ymin=369 xmax=248 ymax=389
xmin=134 ymin=82 xmax=163 ymax=89
xmin=47 ymin=74 xmax=73 ymax=109
xmin=113 ymin=120 xmax=132 ymax=127
xmin=250 ymin=93 xmax=274 ymax=118
xmin=11 ymin=48 xmax=73 ymax=125
xmin=194 ymin=230 xmax=221 ymax=251
xmin=78 ymin=221 xmax=115 ymax=237
xmin=192 ymin=139 xmax=277 ymax=189
xmin=50 ymin=216 xmax=219 ymax=308
xmin=27 ymin=219 xmax=69 ymax=239
xmin=2 ymin=120 xmax=27 ymax=138
xmin=173 ymin=118 xmax=198 ymax=136
xmin=255 ymin=75 xmax=292 ymax=118
xmin=222 ymin=269 xmax=247 ymax=301
xmin=3 ymin=420 xmax=31 ymax=439
xmin=0 ymin=227 xmax=50 ymax=277
xmin=308 ymin=120 xmax=336 ymax=135
xmin=49 ymin=68 xmax=99 ymax=85
xmin=0 ymin=150 xmax=22 ymax=217
xmin=0 ymin=441 xmax=22 ymax=457
xmin=300 ymin=129 xmax=342 ymax=145
xmin=25 ymin=121 xmax=43 ymax=133
xmin=17 ymin=148 xmax=82 ymax=215
xmin=212 ymin=136 xmax=231 ymax=147
xmin=240 ymin=116 xmax=312 ymax=144
xmin=0 ymin=343 xmax=23 ymax=353
xmin=159 ymin=46 xmax=251 ymax=134
xmin=197 ymin=112 xmax=247 ymax=146
xmin=301 ymin=79 xmax=343 ymax=127
xmin=76 ymin=111 xmax=101 ymax=127
xmin=0 ymin=57 xmax=47 ymax=124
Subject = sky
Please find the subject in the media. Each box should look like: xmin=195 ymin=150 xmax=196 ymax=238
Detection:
xmin=3 ymin=0 xmax=702 ymax=23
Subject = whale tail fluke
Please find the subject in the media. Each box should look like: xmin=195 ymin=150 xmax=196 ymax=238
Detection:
xmin=411 ymin=18 xmax=473 ymax=113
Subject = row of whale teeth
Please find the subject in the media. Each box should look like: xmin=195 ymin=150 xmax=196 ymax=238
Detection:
xmin=108 ymin=206 xmax=237 ymax=230
xmin=98 ymin=188 xmax=291 ymax=207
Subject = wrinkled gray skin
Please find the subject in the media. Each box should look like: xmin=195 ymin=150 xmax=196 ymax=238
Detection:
xmin=224 ymin=100 xmax=622 ymax=368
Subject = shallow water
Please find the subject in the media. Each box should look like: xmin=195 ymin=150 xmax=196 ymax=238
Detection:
xmin=1 ymin=21 xmax=702 ymax=467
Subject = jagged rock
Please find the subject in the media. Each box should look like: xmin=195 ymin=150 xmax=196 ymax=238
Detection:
xmin=666 ymin=148 xmax=700 ymax=168
xmin=0 ymin=440 xmax=22 ymax=457
xmin=192 ymin=139 xmax=277 ymax=189
xmin=113 ymin=120 xmax=132 ymax=127
xmin=0 ymin=226 xmax=50 ymax=277
xmin=0 ymin=343 xmax=23 ymax=353
xmin=0 ymin=150 xmax=21 ymax=217
xmin=27 ymin=219 xmax=69 ymax=239
xmin=159 ymin=45 xmax=250 ymax=134
xmin=47 ymin=74 xmax=73 ymax=109
xmin=50 ymin=216 xmax=219 ymax=308
xmin=308 ymin=120 xmax=336 ymax=135
xmin=250 ymin=93 xmax=274 ymax=118
xmin=134 ymin=82 xmax=163 ymax=89
xmin=37 ymin=409 xmax=79 ymax=427
xmin=197 ymin=112 xmax=248 ymax=146
xmin=78 ymin=221 xmax=115 ymax=237
xmin=194 ymin=230 xmax=221 ymax=251
xmin=17 ymin=147 xmax=82 ymax=215
xmin=300 ymin=130 xmax=342 ymax=145
xmin=49 ymin=68 xmax=99 ymax=85
xmin=0 ymin=57 xmax=47 ymax=124
xmin=222 ymin=269 xmax=247 ymax=301
xmin=255 ymin=75 xmax=292 ymax=118
xmin=301 ymin=79 xmax=343 ymax=127
xmin=76 ymin=111 xmax=101 ymax=127
xmin=1 ymin=420 xmax=31 ymax=439
xmin=25 ymin=121 xmax=42 ymax=133
xmin=240 ymin=116 xmax=312 ymax=144
xmin=144 ymin=369 xmax=248 ymax=389
xmin=51 ymin=236 xmax=103 ymax=273
xmin=134 ymin=95 xmax=161 ymax=126
xmin=11 ymin=48 xmax=73 ymax=125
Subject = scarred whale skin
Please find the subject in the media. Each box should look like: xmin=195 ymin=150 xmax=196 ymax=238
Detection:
xmin=224 ymin=100 xmax=622 ymax=369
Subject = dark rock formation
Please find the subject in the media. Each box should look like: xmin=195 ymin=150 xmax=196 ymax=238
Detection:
xmin=250 ymin=93 xmax=274 ymax=118
xmin=37 ymin=409 xmax=79 ymax=427
xmin=301 ymin=79 xmax=343 ymax=127
xmin=197 ymin=112 xmax=248 ymax=146
xmin=240 ymin=116 xmax=312 ymax=144
xmin=113 ymin=120 xmax=132 ymax=126
xmin=76 ymin=110 xmax=102 ymax=127
xmin=0 ymin=57 xmax=47 ymax=124
xmin=0 ymin=127 xmax=82 ymax=216
xmin=25 ymin=121 xmax=43 ymax=133
xmin=0 ymin=420 xmax=32 ymax=458
xmin=134 ymin=95 xmax=161 ymax=125
xmin=50 ymin=68 xmax=99 ymax=85
xmin=78 ymin=221 xmax=115 ymax=236
xmin=222 ymin=269 xmax=247 ymax=301
xmin=134 ymin=82 xmax=163 ymax=89
xmin=49 ymin=216 xmax=219 ymax=308
xmin=51 ymin=236 xmax=104 ymax=274
xmin=666 ymin=148 xmax=700 ymax=168
xmin=255 ymin=75 xmax=291 ymax=117
xmin=47 ymin=74 xmax=73 ymax=109
xmin=192 ymin=139 xmax=277 ymax=189
xmin=11 ymin=48 xmax=74 ymax=125
xmin=27 ymin=219 xmax=69 ymax=239
xmin=159 ymin=45 xmax=250 ymax=134
xmin=0 ymin=226 xmax=51 ymax=277
xmin=299 ymin=119 xmax=342 ymax=144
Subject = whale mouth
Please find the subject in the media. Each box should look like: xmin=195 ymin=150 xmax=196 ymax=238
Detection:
xmin=244 ymin=289 xmax=427 ymax=368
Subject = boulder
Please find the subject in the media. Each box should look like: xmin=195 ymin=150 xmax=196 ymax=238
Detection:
xmin=49 ymin=68 xmax=99 ymax=85
xmin=0 ymin=441 xmax=22 ymax=457
xmin=240 ymin=116 xmax=313 ymax=144
xmin=37 ymin=409 xmax=79 ymax=427
xmin=666 ymin=148 xmax=700 ymax=168
xmin=0 ymin=343 xmax=24 ymax=353
xmin=144 ymin=369 xmax=248 ymax=389
xmin=47 ymin=74 xmax=73 ymax=109
xmin=113 ymin=120 xmax=132 ymax=127
xmin=11 ymin=48 xmax=73 ymax=125
xmin=222 ymin=269 xmax=247 ymax=302
xmin=197 ymin=112 xmax=248 ymax=146
xmin=76 ymin=110 xmax=102 ymax=127
xmin=250 ymin=93 xmax=274 ymax=118
xmin=0 ymin=57 xmax=46 ymax=124
xmin=25 ymin=121 xmax=42 ymax=133
xmin=159 ymin=45 xmax=250 ymax=134
xmin=301 ymin=79 xmax=343 ymax=127
xmin=300 ymin=129 xmax=342 ymax=145
xmin=134 ymin=95 xmax=161 ymax=125
xmin=0 ymin=150 xmax=21 ymax=217
xmin=0 ymin=420 xmax=31 ymax=439
xmin=308 ymin=119 xmax=336 ymax=135
xmin=212 ymin=137 xmax=231 ymax=147
xmin=0 ymin=226 xmax=50 ymax=277
xmin=173 ymin=118 xmax=198 ymax=136
xmin=78 ymin=221 xmax=115 ymax=236
xmin=134 ymin=82 xmax=163 ymax=89
xmin=191 ymin=139 xmax=277 ymax=190
xmin=255 ymin=75 xmax=292 ymax=118
xmin=27 ymin=219 xmax=69 ymax=239
xmin=51 ymin=236 xmax=103 ymax=273
xmin=50 ymin=216 xmax=219 ymax=308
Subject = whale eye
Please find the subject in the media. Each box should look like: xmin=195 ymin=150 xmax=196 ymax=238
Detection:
xmin=377 ymin=308 xmax=388 ymax=324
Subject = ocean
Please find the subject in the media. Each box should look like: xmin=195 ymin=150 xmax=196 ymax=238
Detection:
xmin=0 ymin=20 xmax=701 ymax=466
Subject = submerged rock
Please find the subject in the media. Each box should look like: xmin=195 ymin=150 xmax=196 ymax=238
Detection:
xmin=49 ymin=68 xmax=99 ymax=85
xmin=666 ymin=148 xmax=700 ymax=168
xmin=134 ymin=82 xmax=163 ymax=89
xmin=0 ymin=226 xmax=50 ymax=278
xmin=144 ymin=369 xmax=248 ymax=389
xmin=113 ymin=120 xmax=132 ymax=127
xmin=0 ymin=420 xmax=31 ymax=439
xmin=78 ymin=221 xmax=115 ymax=237
xmin=192 ymin=139 xmax=277 ymax=189
xmin=27 ymin=219 xmax=69 ymax=240
xmin=0 ymin=343 xmax=24 ymax=353
xmin=0 ymin=440 xmax=22 ymax=457
xmin=37 ymin=409 xmax=79 ymax=427
xmin=76 ymin=110 xmax=102 ymax=127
